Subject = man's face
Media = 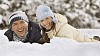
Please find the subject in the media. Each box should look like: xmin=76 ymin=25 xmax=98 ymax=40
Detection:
xmin=11 ymin=20 xmax=28 ymax=37
xmin=40 ymin=16 xmax=53 ymax=30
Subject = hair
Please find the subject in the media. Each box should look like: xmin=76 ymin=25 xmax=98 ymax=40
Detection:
xmin=39 ymin=26 xmax=50 ymax=44
xmin=39 ymin=22 xmax=56 ymax=44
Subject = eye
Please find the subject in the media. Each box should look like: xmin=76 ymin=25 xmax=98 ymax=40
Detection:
xmin=41 ymin=19 xmax=45 ymax=23
xmin=20 ymin=21 xmax=25 ymax=24
xmin=45 ymin=17 xmax=49 ymax=20
xmin=13 ymin=23 xmax=17 ymax=26
xmin=41 ymin=20 xmax=43 ymax=22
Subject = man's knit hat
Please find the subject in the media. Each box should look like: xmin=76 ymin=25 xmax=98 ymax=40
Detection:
xmin=36 ymin=5 xmax=58 ymax=23
xmin=9 ymin=11 xmax=29 ymax=26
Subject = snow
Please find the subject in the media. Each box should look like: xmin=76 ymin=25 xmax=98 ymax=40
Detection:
xmin=26 ymin=0 xmax=33 ymax=5
xmin=79 ymin=29 xmax=100 ymax=38
xmin=0 ymin=4 xmax=9 ymax=10
xmin=0 ymin=15 xmax=3 ymax=24
xmin=0 ymin=29 xmax=100 ymax=56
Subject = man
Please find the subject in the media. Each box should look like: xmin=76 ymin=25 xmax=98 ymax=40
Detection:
xmin=36 ymin=5 xmax=98 ymax=42
xmin=4 ymin=11 xmax=49 ymax=44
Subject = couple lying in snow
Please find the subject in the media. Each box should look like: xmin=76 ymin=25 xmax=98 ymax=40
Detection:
xmin=4 ymin=5 xmax=99 ymax=44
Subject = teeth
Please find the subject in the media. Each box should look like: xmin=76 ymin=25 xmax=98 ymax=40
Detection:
xmin=19 ymin=30 xmax=22 ymax=31
xmin=18 ymin=29 xmax=23 ymax=32
xmin=46 ymin=24 xmax=49 ymax=27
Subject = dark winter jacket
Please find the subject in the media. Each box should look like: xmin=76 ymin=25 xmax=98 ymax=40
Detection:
xmin=4 ymin=21 xmax=44 ymax=44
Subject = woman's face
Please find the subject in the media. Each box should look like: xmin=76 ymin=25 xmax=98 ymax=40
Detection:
xmin=40 ymin=16 xmax=53 ymax=30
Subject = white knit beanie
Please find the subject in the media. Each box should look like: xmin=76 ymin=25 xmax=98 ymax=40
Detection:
xmin=9 ymin=11 xmax=29 ymax=25
xmin=36 ymin=5 xmax=58 ymax=23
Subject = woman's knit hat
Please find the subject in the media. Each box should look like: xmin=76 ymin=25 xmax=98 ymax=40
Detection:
xmin=36 ymin=5 xmax=58 ymax=23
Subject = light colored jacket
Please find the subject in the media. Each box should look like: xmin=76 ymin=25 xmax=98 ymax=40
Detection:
xmin=46 ymin=13 xmax=98 ymax=42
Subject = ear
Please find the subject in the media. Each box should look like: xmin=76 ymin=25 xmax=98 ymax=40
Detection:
xmin=11 ymin=26 xmax=14 ymax=31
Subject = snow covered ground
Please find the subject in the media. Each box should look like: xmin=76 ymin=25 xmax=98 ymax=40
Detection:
xmin=0 ymin=29 xmax=100 ymax=56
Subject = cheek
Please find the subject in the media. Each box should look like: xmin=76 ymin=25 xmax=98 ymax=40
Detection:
xmin=22 ymin=22 xmax=28 ymax=28
xmin=11 ymin=26 xmax=17 ymax=31
xmin=40 ymin=22 xmax=44 ymax=27
xmin=48 ymin=20 xmax=52 ymax=25
xmin=41 ymin=23 xmax=47 ymax=28
xmin=24 ymin=22 xmax=28 ymax=26
xmin=48 ymin=19 xmax=52 ymax=23
xmin=23 ymin=22 xmax=28 ymax=30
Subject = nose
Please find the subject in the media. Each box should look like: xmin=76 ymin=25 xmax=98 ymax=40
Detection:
xmin=42 ymin=20 xmax=48 ymax=26
xmin=17 ymin=24 xmax=23 ymax=29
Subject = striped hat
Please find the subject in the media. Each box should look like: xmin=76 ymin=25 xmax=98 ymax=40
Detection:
xmin=9 ymin=11 xmax=29 ymax=26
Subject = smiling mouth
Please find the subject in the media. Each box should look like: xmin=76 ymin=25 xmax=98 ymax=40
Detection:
xmin=45 ymin=24 xmax=50 ymax=27
xmin=17 ymin=29 xmax=24 ymax=32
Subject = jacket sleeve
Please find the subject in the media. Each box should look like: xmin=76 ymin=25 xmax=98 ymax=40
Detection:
xmin=54 ymin=13 xmax=98 ymax=42
xmin=73 ymin=29 xmax=98 ymax=42
xmin=57 ymin=23 xmax=98 ymax=42
xmin=33 ymin=30 xmax=42 ymax=44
